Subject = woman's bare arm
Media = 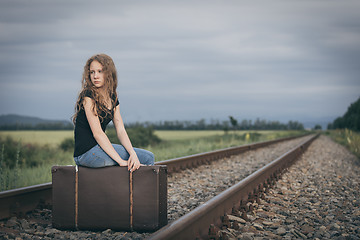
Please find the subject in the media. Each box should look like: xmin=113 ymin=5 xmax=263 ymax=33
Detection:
xmin=83 ymin=97 xmax=127 ymax=166
xmin=113 ymin=105 xmax=141 ymax=171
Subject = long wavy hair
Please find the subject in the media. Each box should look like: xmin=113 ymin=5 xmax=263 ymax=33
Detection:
xmin=72 ymin=54 xmax=118 ymax=124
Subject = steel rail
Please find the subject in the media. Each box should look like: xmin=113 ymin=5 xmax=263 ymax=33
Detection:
xmin=0 ymin=133 xmax=308 ymax=220
xmin=154 ymin=134 xmax=305 ymax=172
xmin=0 ymin=183 xmax=52 ymax=220
xmin=148 ymin=134 xmax=318 ymax=240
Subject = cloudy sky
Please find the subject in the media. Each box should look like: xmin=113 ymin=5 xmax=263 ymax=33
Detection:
xmin=0 ymin=0 xmax=359 ymax=126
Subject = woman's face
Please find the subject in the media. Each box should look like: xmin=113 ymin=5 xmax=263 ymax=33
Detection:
xmin=90 ymin=60 xmax=105 ymax=89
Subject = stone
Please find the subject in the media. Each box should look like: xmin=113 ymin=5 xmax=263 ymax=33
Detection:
xmin=284 ymin=218 xmax=295 ymax=224
xmin=324 ymin=232 xmax=331 ymax=238
xmin=232 ymin=221 xmax=240 ymax=230
xmin=6 ymin=217 xmax=18 ymax=228
xmin=227 ymin=214 xmax=246 ymax=224
xmin=69 ymin=234 xmax=78 ymax=240
xmin=301 ymin=224 xmax=314 ymax=234
xmin=44 ymin=228 xmax=60 ymax=237
xmin=276 ymin=227 xmax=287 ymax=236
xmin=252 ymin=223 xmax=264 ymax=231
xmin=102 ymin=228 xmax=113 ymax=235
xmin=247 ymin=214 xmax=257 ymax=221
xmin=291 ymin=228 xmax=307 ymax=239
xmin=262 ymin=221 xmax=273 ymax=226
xmin=220 ymin=229 xmax=237 ymax=240
xmin=319 ymin=225 xmax=327 ymax=232
xmin=240 ymin=232 xmax=255 ymax=240
xmin=331 ymin=223 xmax=341 ymax=230
xmin=34 ymin=231 xmax=45 ymax=237
xmin=313 ymin=231 xmax=323 ymax=238
xmin=19 ymin=219 xmax=30 ymax=230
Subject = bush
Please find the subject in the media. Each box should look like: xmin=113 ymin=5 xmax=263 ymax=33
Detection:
xmin=0 ymin=136 xmax=60 ymax=169
xmin=0 ymin=137 xmax=18 ymax=168
xmin=60 ymin=138 xmax=74 ymax=152
xmin=106 ymin=126 xmax=161 ymax=148
xmin=326 ymin=129 xmax=360 ymax=158
xmin=330 ymin=97 xmax=360 ymax=131
xmin=242 ymin=132 xmax=261 ymax=141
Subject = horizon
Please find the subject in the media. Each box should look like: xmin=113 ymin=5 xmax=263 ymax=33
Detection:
xmin=0 ymin=112 xmax=337 ymax=130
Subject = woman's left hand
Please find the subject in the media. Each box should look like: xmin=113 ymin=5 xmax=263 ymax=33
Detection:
xmin=128 ymin=153 xmax=141 ymax=172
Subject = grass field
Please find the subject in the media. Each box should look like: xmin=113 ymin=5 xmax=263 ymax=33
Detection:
xmin=325 ymin=129 xmax=360 ymax=159
xmin=0 ymin=130 xmax=73 ymax=146
xmin=0 ymin=130 xmax=224 ymax=145
xmin=0 ymin=129 xmax=306 ymax=191
xmin=0 ymin=129 xmax=295 ymax=145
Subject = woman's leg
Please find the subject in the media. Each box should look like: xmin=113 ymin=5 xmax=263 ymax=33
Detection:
xmin=74 ymin=144 xmax=155 ymax=168
xmin=113 ymin=144 xmax=155 ymax=166
xmin=74 ymin=145 xmax=118 ymax=168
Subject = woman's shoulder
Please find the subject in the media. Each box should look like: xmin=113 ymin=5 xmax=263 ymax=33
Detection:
xmin=84 ymin=89 xmax=94 ymax=98
xmin=78 ymin=89 xmax=94 ymax=102
xmin=111 ymin=92 xmax=119 ymax=106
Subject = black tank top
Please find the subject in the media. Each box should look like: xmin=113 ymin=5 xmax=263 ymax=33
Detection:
xmin=73 ymin=91 xmax=119 ymax=157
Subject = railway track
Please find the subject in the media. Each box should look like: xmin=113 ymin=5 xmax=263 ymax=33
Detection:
xmin=150 ymin=134 xmax=318 ymax=239
xmin=0 ymin=133 xmax=317 ymax=239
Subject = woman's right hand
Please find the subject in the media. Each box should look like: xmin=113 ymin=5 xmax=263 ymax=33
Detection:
xmin=127 ymin=153 xmax=141 ymax=172
xmin=117 ymin=159 xmax=128 ymax=167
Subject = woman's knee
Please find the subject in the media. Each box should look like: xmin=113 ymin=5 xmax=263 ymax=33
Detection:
xmin=76 ymin=145 xmax=118 ymax=168
xmin=136 ymin=148 xmax=155 ymax=165
xmin=143 ymin=150 xmax=155 ymax=165
xmin=112 ymin=144 xmax=130 ymax=160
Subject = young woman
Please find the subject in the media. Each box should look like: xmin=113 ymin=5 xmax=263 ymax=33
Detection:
xmin=72 ymin=54 xmax=154 ymax=172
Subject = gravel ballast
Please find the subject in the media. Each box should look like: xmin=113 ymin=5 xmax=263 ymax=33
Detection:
xmin=222 ymin=135 xmax=360 ymax=240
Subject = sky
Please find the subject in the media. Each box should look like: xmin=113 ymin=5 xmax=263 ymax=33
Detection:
xmin=0 ymin=0 xmax=359 ymax=127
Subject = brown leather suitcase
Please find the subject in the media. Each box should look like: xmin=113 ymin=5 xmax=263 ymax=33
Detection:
xmin=51 ymin=165 xmax=167 ymax=232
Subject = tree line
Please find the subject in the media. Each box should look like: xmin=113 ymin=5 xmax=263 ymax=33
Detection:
xmin=0 ymin=122 xmax=73 ymax=131
xmin=0 ymin=117 xmax=305 ymax=131
xmin=126 ymin=117 xmax=304 ymax=131
xmin=328 ymin=97 xmax=360 ymax=131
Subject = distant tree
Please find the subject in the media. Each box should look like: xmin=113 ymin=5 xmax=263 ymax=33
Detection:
xmin=287 ymin=121 xmax=304 ymax=130
xmin=229 ymin=116 xmax=238 ymax=132
xmin=314 ymin=124 xmax=322 ymax=130
xmin=196 ymin=119 xmax=206 ymax=130
xmin=60 ymin=138 xmax=75 ymax=152
xmin=126 ymin=118 xmax=305 ymax=131
xmin=343 ymin=97 xmax=360 ymax=131
xmin=332 ymin=97 xmax=360 ymax=131
xmin=240 ymin=119 xmax=251 ymax=130
xmin=222 ymin=121 xmax=230 ymax=134
xmin=327 ymin=122 xmax=334 ymax=130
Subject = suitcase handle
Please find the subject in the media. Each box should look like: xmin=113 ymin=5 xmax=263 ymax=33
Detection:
xmin=129 ymin=171 xmax=133 ymax=231
xmin=75 ymin=165 xmax=78 ymax=230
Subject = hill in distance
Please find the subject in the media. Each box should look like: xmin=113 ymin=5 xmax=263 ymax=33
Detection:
xmin=0 ymin=114 xmax=72 ymax=128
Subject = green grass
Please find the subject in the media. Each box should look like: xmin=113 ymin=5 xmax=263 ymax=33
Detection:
xmin=149 ymin=130 xmax=304 ymax=161
xmin=155 ymin=130 xmax=223 ymax=141
xmin=154 ymin=130 xmax=288 ymax=141
xmin=0 ymin=130 xmax=306 ymax=191
xmin=0 ymin=130 xmax=73 ymax=146
xmin=1 ymin=157 xmax=74 ymax=190
xmin=0 ymin=148 xmax=74 ymax=191
xmin=325 ymin=129 xmax=360 ymax=159
xmin=0 ymin=129 xmax=300 ymax=145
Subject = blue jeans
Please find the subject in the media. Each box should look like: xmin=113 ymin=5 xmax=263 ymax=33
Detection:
xmin=74 ymin=144 xmax=155 ymax=168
